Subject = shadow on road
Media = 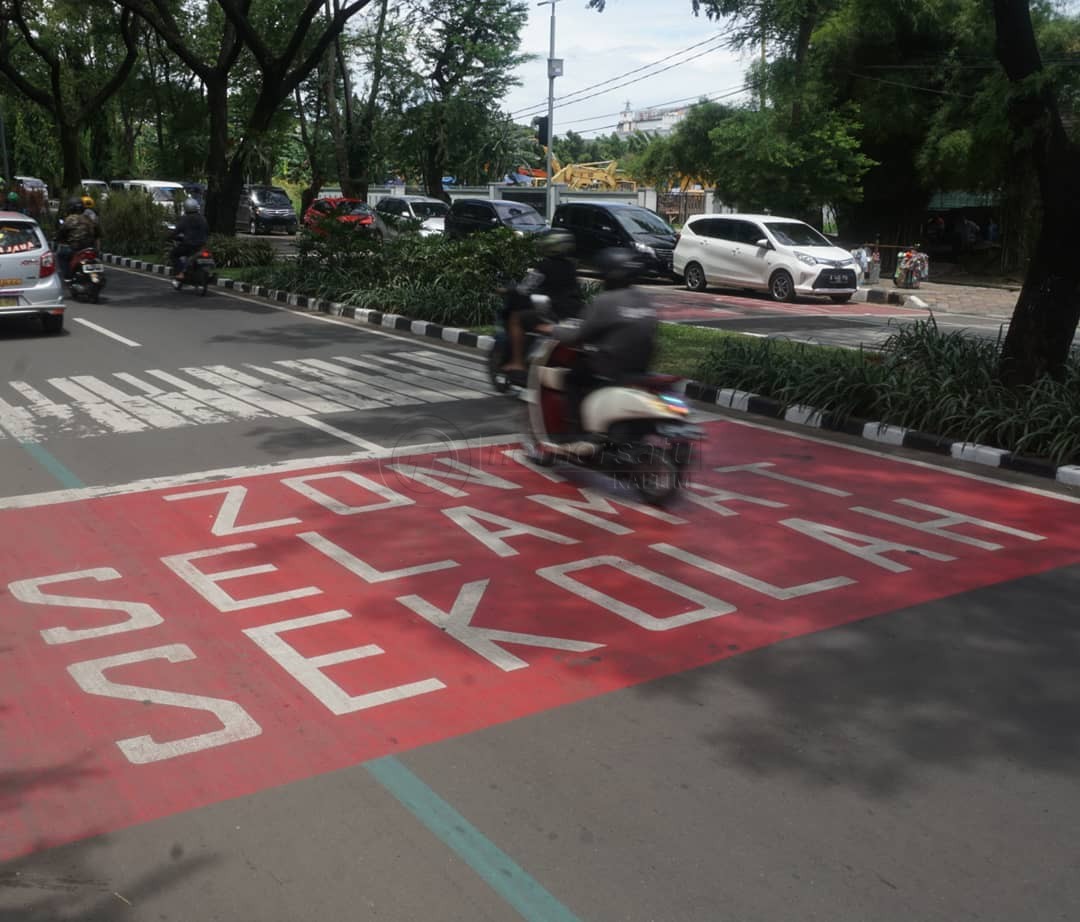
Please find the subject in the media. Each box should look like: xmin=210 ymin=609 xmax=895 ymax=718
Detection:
xmin=631 ymin=564 xmax=1080 ymax=799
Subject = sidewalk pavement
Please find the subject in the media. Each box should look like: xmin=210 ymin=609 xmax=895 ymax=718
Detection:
xmin=860 ymin=280 xmax=1019 ymax=320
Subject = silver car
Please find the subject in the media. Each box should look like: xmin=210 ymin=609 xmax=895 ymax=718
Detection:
xmin=0 ymin=211 xmax=65 ymax=334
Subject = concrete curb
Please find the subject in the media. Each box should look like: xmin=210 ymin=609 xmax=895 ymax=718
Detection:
xmin=850 ymin=286 xmax=929 ymax=310
xmin=103 ymin=253 xmax=1076 ymax=488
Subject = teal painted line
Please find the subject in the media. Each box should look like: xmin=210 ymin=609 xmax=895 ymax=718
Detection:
xmin=366 ymin=756 xmax=583 ymax=922
xmin=20 ymin=441 xmax=84 ymax=489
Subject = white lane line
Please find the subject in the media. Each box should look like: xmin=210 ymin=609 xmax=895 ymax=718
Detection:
xmin=114 ymin=373 xmax=230 ymax=425
xmin=72 ymin=317 xmax=141 ymax=347
xmin=409 ymin=349 xmax=488 ymax=376
xmin=277 ymin=359 xmax=408 ymax=408
xmin=292 ymin=358 xmax=423 ymax=406
xmin=9 ymin=381 xmax=78 ymax=427
xmin=246 ymin=363 xmax=382 ymax=411
xmin=202 ymin=364 xmax=351 ymax=416
xmin=110 ymin=266 xmax=487 ymax=358
xmin=70 ymin=376 xmax=188 ymax=429
xmin=0 ymin=433 xmax=519 ymax=510
xmin=181 ymin=367 xmax=319 ymax=418
xmin=144 ymin=370 xmax=273 ymax=420
xmin=331 ymin=355 xmax=459 ymax=403
xmin=297 ymin=416 xmax=383 ymax=451
xmin=47 ymin=378 xmax=148 ymax=433
xmin=404 ymin=350 xmax=489 ymax=384
xmin=0 ymin=395 xmax=36 ymax=440
xmin=382 ymin=347 xmax=492 ymax=388
xmin=364 ymin=353 xmax=490 ymax=398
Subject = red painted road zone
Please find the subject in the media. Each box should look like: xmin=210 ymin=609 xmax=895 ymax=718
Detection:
xmin=2 ymin=420 xmax=1079 ymax=861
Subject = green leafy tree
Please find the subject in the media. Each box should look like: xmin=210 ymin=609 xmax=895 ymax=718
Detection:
xmin=411 ymin=0 xmax=531 ymax=199
xmin=0 ymin=0 xmax=141 ymax=190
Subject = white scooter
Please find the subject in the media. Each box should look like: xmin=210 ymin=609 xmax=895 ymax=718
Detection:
xmin=522 ymin=337 xmax=704 ymax=505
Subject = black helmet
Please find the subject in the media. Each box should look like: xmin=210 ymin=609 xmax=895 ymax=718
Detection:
xmin=594 ymin=247 xmax=640 ymax=289
xmin=66 ymin=196 xmax=84 ymax=214
xmin=536 ymin=229 xmax=575 ymax=257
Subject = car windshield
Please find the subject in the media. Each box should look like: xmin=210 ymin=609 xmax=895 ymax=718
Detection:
xmin=497 ymin=204 xmax=545 ymax=227
xmin=151 ymin=188 xmax=181 ymax=203
xmin=765 ymin=221 xmax=831 ymax=247
xmin=256 ymin=190 xmax=293 ymax=207
xmin=615 ymin=208 xmax=673 ymax=236
xmin=411 ymin=202 xmax=448 ymax=219
xmin=0 ymin=223 xmax=40 ymax=254
xmin=336 ymin=202 xmax=371 ymax=216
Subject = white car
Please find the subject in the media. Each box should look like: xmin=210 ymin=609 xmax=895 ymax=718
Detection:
xmin=673 ymin=213 xmax=859 ymax=302
xmin=375 ymin=195 xmax=450 ymax=237
xmin=0 ymin=211 xmax=64 ymax=334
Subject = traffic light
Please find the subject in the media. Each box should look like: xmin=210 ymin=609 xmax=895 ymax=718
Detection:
xmin=534 ymin=116 xmax=550 ymax=147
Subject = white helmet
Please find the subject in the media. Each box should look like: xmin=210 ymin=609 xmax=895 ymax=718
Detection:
xmin=183 ymin=197 xmax=200 ymax=214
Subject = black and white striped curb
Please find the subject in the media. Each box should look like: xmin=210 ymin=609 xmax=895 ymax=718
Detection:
xmin=105 ymin=253 xmax=1075 ymax=487
xmin=680 ymin=382 xmax=1080 ymax=487
xmin=103 ymin=253 xmax=496 ymax=353
xmin=851 ymin=287 xmax=929 ymax=310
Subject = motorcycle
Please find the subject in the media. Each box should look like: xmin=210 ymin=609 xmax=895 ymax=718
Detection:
xmin=66 ymin=247 xmax=106 ymax=303
xmin=488 ymin=283 xmax=550 ymax=394
xmin=172 ymin=244 xmax=217 ymax=296
xmin=521 ymin=337 xmax=704 ymax=506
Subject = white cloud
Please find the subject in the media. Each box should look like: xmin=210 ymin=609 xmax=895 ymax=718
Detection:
xmin=503 ymin=0 xmax=752 ymax=136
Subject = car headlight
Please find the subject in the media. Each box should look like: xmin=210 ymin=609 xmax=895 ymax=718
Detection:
xmin=795 ymin=251 xmax=819 ymax=266
xmin=838 ymin=258 xmax=856 ymax=267
xmin=634 ymin=242 xmax=656 ymax=257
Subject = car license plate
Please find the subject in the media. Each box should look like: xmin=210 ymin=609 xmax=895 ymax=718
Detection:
xmin=0 ymin=297 xmax=18 ymax=307
xmin=82 ymin=264 xmax=104 ymax=273
xmin=828 ymin=272 xmax=846 ymax=284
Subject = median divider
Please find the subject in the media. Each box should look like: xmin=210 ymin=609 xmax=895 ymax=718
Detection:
xmin=103 ymin=252 xmax=1078 ymax=488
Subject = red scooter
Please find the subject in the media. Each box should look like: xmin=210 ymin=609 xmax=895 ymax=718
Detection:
xmin=66 ymin=247 xmax=106 ymax=303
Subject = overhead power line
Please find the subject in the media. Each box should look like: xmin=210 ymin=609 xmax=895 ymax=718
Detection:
xmin=509 ymin=30 xmax=733 ymax=119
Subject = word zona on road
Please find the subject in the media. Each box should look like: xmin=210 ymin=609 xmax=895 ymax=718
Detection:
xmin=2 ymin=419 xmax=1078 ymax=862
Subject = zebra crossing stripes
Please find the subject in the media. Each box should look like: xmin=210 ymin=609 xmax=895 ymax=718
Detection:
xmin=0 ymin=351 xmax=491 ymax=443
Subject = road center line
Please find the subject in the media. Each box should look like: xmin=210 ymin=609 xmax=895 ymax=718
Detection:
xmin=72 ymin=317 xmax=142 ymax=347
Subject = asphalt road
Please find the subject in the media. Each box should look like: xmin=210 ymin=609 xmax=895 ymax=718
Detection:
xmin=1 ymin=268 xmax=1078 ymax=922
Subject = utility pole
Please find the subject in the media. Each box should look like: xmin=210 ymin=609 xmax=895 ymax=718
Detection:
xmin=538 ymin=0 xmax=564 ymax=222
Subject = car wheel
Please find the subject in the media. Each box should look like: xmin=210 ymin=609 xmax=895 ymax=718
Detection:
xmin=769 ymin=269 xmax=796 ymax=302
xmin=248 ymin=218 xmax=258 ymax=236
xmin=684 ymin=262 xmax=708 ymax=292
xmin=42 ymin=313 xmax=64 ymax=334
xmin=829 ymin=294 xmax=853 ymax=304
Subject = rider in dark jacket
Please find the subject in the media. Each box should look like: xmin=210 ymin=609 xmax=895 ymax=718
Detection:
xmin=541 ymin=247 xmax=658 ymax=432
xmin=170 ymin=198 xmax=210 ymax=282
xmin=502 ymin=230 xmax=583 ymax=379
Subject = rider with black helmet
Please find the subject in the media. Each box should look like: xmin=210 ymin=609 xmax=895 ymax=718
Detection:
xmin=502 ymin=229 xmax=583 ymax=378
xmin=169 ymin=197 xmax=209 ymax=284
xmin=55 ymin=196 xmax=100 ymax=282
xmin=539 ymin=247 xmax=658 ymax=433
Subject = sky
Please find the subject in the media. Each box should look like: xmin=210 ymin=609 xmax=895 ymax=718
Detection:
xmin=501 ymin=0 xmax=752 ymax=137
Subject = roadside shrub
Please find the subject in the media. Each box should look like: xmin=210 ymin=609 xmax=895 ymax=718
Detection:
xmin=207 ymin=234 xmax=276 ymax=268
xmin=100 ymin=190 xmax=168 ymax=256
xmin=695 ymin=316 xmax=1080 ymax=464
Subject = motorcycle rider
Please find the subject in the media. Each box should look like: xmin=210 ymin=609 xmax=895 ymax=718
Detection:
xmin=501 ymin=229 xmax=584 ymax=383
xmin=169 ymin=197 xmax=209 ymax=285
xmin=55 ymin=197 xmax=100 ymax=283
xmin=537 ymin=247 xmax=658 ymax=436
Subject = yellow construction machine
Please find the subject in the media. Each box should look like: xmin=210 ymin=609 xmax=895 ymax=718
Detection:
xmin=532 ymin=159 xmax=638 ymax=192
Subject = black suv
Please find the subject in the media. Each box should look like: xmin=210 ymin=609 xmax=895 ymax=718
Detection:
xmin=552 ymin=202 xmax=678 ymax=277
xmin=444 ymin=198 xmax=548 ymax=239
xmin=236 ymin=185 xmax=298 ymax=236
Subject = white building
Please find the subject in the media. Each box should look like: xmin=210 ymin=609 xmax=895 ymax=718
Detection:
xmin=616 ymin=101 xmax=690 ymax=137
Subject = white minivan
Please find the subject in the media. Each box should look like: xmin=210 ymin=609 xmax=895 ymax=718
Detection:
xmin=673 ymin=213 xmax=859 ymax=302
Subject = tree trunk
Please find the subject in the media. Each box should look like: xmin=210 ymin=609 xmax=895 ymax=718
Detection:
xmin=58 ymin=119 xmax=82 ymax=193
xmin=423 ymin=104 xmax=449 ymax=202
xmin=351 ymin=0 xmax=389 ymax=200
xmin=204 ymin=77 xmax=233 ymax=235
xmin=789 ymin=10 xmax=816 ymax=131
xmin=993 ymin=0 xmax=1080 ymax=386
